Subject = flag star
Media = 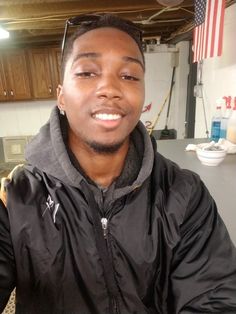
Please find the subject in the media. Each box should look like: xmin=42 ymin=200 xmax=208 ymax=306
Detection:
xmin=194 ymin=0 xmax=207 ymax=26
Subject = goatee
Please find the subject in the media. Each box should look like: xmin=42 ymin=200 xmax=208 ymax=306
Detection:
xmin=87 ymin=140 xmax=125 ymax=155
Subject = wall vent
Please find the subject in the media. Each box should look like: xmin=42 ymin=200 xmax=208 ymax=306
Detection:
xmin=3 ymin=136 xmax=31 ymax=162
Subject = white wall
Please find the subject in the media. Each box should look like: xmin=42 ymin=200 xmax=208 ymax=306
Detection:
xmin=174 ymin=41 xmax=190 ymax=139
xmin=194 ymin=3 xmax=236 ymax=138
xmin=0 ymin=44 xmax=190 ymax=139
xmin=0 ymin=100 xmax=54 ymax=137
xmin=137 ymin=43 xmax=189 ymax=138
xmin=141 ymin=49 xmax=175 ymax=132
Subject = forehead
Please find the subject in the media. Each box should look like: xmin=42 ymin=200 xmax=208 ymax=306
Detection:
xmin=71 ymin=27 xmax=142 ymax=59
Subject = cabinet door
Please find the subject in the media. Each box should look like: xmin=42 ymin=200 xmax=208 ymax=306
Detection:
xmin=0 ymin=55 xmax=8 ymax=101
xmin=4 ymin=50 xmax=32 ymax=100
xmin=29 ymin=48 xmax=54 ymax=99
xmin=50 ymin=47 xmax=62 ymax=96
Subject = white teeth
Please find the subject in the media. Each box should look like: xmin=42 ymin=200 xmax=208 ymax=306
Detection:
xmin=94 ymin=113 xmax=121 ymax=120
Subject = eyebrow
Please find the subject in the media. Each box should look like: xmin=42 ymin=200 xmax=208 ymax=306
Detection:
xmin=72 ymin=52 xmax=101 ymax=66
xmin=72 ymin=52 xmax=145 ymax=71
xmin=122 ymin=56 xmax=145 ymax=71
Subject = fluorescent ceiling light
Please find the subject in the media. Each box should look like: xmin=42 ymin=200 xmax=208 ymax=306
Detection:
xmin=0 ymin=27 xmax=10 ymax=39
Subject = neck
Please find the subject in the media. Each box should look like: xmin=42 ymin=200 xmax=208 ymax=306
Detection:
xmin=69 ymin=135 xmax=130 ymax=188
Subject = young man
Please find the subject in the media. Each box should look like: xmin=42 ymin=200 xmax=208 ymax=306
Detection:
xmin=0 ymin=14 xmax=236 ymax=314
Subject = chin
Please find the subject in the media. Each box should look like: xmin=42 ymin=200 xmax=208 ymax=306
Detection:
xmin=87 ymin=139 xmax=125 ymax=155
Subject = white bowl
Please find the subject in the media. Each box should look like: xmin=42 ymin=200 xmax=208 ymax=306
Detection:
xmin=196 ymin=146 xmax=227 ymax=166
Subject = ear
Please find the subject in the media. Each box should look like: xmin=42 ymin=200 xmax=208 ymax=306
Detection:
xmin=57 ymin=84 xmax=65 ymax=111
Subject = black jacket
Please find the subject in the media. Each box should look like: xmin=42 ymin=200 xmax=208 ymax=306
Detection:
xmin=0 ymin=107 xmax=236 ymax=314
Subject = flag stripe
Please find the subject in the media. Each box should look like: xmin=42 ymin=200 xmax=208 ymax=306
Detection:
xmin=203 ymin=2 xmax=210 ymax=59
xmin=207 ymin=0 xmax=214 ymax=58
xmin=200 ymin=24 xmax=205 ymax=60
xmin=202 ymin=18 xmax=207 ymax=60
xmin=210 ymin=0 xmax=218 ymax=57
xmin=217 ymin=0 xmax=225 ymax=56
xmin=213 ymin=1 xmax=221 ymax=57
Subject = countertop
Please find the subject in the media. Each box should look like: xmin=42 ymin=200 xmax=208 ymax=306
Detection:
xmin=157 ymin=138 xmax=236 ymax=246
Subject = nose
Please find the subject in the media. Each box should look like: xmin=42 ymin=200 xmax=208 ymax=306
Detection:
xmin=95 ymin=73 xmax=122 ymax=100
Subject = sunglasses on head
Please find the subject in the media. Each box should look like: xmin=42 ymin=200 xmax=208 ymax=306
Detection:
xmin=61 ymin=14 xmax=143 ymax=62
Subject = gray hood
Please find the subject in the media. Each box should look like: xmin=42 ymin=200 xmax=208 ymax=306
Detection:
xmin=25 ymin=106 xmax=154 ymax=199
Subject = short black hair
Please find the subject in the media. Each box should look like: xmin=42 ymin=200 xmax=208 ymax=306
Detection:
xmin=61 ymin=14 xmax=144 ymax=79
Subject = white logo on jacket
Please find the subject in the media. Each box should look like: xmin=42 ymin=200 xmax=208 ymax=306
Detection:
xmin=42 ymin=194 xmax=60 ymax=223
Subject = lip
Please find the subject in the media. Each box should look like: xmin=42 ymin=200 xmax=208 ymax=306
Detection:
xmin=92 ymin=105 xmax=125 ymax=116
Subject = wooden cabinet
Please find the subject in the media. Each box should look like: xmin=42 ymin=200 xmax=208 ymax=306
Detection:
xmin=0 ymin=46 xmax=62 ymax=102
xmin=28 ymin=47 xmax=61 ymax=99
xmin=0 ymin=50 xmax=32 ymax=101
xmin=0 ymin=56 xmax=7 ymax=101
xmin=51 ymin=47 xmax=61 ymax=87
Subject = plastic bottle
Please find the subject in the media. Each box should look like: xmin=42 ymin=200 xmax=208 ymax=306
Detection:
xmin=220 ymin=96 xmax=232 ymax=139
xmin=210 ymin=100 xmax=222 ymax=142
xmin=226 ymin=97 xmax=236 ymax=144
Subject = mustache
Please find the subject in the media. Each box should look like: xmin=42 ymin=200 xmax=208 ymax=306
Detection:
xmin=91 ymin=102 xmax=127 ymax=116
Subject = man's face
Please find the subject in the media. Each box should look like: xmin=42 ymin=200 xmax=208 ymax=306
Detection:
xmin=57 ymin=27 xmax=145 ymax=153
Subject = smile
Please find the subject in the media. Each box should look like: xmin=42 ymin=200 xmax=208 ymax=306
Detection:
xmin=93 ymin=113 xmax=122 ymax=121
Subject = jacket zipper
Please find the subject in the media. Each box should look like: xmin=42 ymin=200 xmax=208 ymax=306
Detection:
xmin=100 ymin=217 xmax=119 ymax=314
xmin=81 ymin=183 xmax=119 ymax=313
xmin=112 ymin=297 xmax=118 ymax=314
xmin=101 ymin=217 xmax=108 ymax=239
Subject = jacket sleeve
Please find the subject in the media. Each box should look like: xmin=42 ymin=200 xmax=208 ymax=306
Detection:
xmin=169 ymin=174 xmax=236 ymax=313
xmin=0 ymin=198 xmax=16 ymax=312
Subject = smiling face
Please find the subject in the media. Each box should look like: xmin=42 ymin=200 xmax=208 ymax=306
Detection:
xmin=57 ymin=27 xmax=145 ymax=154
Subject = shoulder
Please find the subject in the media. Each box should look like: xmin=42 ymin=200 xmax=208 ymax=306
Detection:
xmin=1 ymin=165 xmax=47 ymax=209
xmin=4 ymin=164 xmax=39 ymax=188
xmin=153 ymin=150 xmax=201 ymax=193
xmin=152 ymin=151 xmax=213 ymax=228
xmin=0 ymin=164 xmax=25 ymax=206
xmin=149 ymin=136 xmax=199 ymax=192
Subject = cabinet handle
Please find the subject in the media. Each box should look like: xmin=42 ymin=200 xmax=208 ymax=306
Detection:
xmin=49 ymin=87 xmax=52 ymax=94
xmin=4 ymin=90 xmax=7 ymax=96
xmin=10 ymin=90 xmax=14 ymax=96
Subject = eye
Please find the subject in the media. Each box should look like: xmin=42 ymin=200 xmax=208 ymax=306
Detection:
xmin=121 ymin=75 xmax=140 ymax=81
xmin=75 ymin=71 xmax=97 ymax=78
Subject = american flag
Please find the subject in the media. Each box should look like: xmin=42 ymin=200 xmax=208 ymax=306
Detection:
xmin=193 ymin=0 xmax=226 ymax=63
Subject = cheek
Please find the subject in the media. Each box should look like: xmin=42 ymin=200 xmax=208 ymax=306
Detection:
xmin=63 ymin=78 xmax=91 ymax=97
xmin=128 ymin=86 xmax=145 ymax=114
xmin=62 ymin=87 xmax=90 ymax=114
